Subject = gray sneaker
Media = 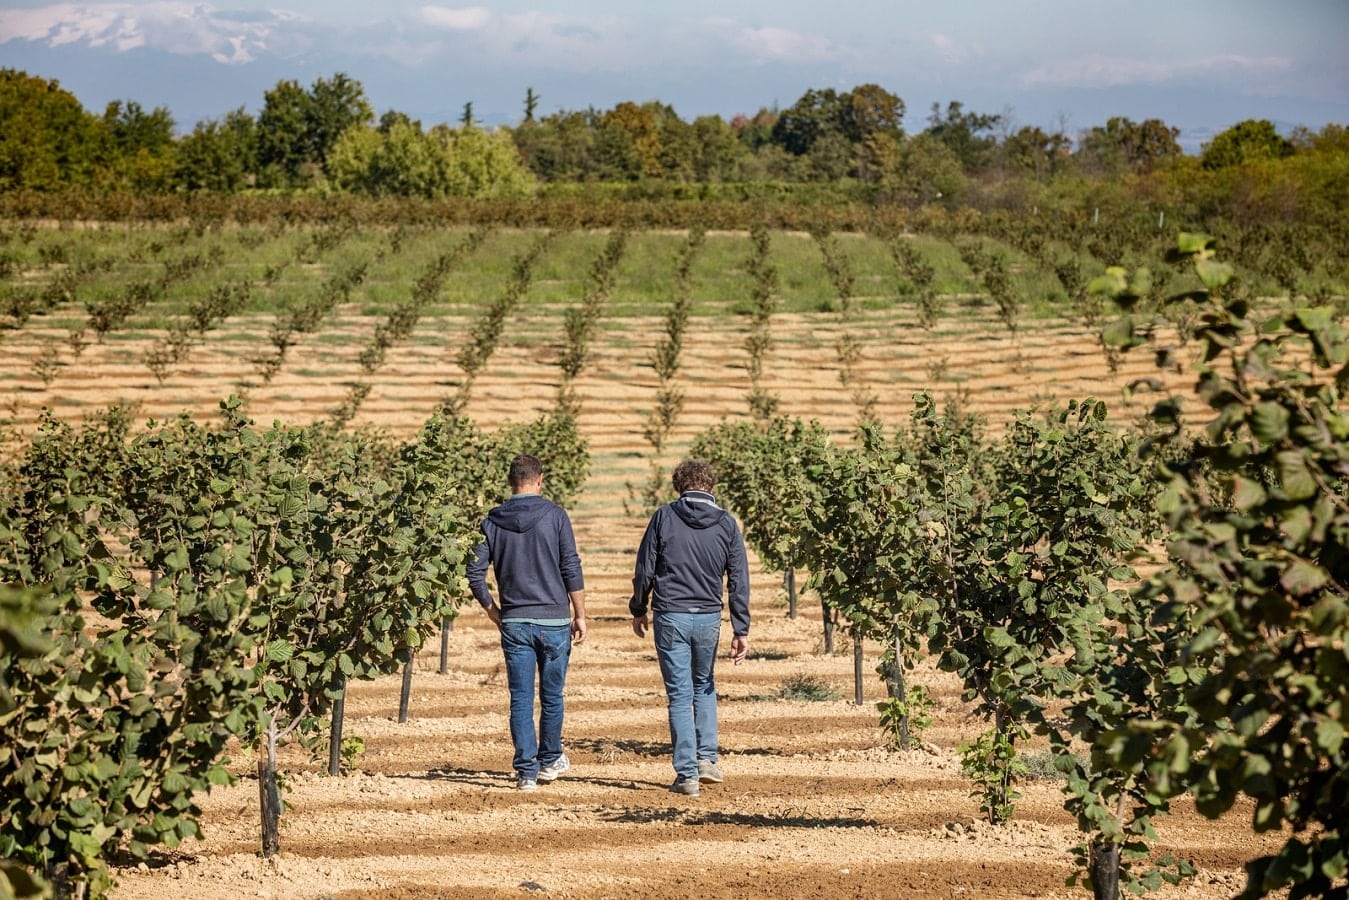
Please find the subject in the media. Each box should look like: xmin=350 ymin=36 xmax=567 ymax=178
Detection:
xmin=669 ymin=776 xmax=700 ymax=797
xmin=697 ymin=760 xmax=724 ymax=784
xmin=516 ymin=775 xmax=538 ymax=792
xmin=538 ymin=754 xmax=570 ymax=782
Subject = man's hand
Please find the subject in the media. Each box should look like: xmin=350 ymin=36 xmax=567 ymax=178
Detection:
xmin=572 ymin=615 xmax=587 ymax=644
xmin=485 ymin=604 xmax=502 ymax=629
xmin=631 ymin=613 xmax=649 ymax=638
xmin=731 ymin=635 xmax=749 ymax=666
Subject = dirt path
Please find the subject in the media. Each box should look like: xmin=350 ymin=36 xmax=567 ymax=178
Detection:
xmin=106 ymin=599 xmax=1274 ymax=900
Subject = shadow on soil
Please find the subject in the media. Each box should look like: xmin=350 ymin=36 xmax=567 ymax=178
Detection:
xmin=569 ymin=736 xmax=670 ymax=758
xmin=423 ymin=765 xmax=507 ymax=788
xmin=423 ymin=763 xmax=669 ymax=792
xmin=597 ymin=805 xmax=879 ymax=829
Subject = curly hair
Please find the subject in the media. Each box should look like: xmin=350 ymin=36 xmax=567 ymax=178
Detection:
xmin=671 ymin=458 xmax=716 ymax=494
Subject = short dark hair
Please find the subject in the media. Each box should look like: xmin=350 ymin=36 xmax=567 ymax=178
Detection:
xmin=508 ymin=454 xmax=543 ymax=489
xmin=672 ymin=458 xmax=715 ymax=493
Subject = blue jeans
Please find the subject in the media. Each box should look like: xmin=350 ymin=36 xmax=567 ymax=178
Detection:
xmin=500 ymin=621 xmax=572 ymax=779
xmin=654 ymin=612 xmax=722 ymax=780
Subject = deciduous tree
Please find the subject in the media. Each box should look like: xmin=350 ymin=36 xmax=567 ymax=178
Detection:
xmin=1078 ymin=116 xmax=1181 ymax=174
xmin=0 ymin=69 xmax=100 ymax=190
xmin=1201 ymin=118 xmax=1294 ymax=169
xmin=174 ymin=108 xmax=257 ymax=191
xmin=924 ymin=101 xmax=1003 ymax=172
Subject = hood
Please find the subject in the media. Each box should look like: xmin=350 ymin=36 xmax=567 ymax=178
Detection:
xmin=487 ymin=493 xmax=552 ymax=533
xmin=672 ymin=490 xmax=726 ymax=529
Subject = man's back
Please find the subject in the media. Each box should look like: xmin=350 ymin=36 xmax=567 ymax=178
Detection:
xmin=469 ymin=492 xmax=583 ymax=620
xmin=632 ymin=489 xmax=749 ymax=637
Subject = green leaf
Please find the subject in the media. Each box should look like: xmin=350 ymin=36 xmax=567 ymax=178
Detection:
xmin=1250 ymin=403 xmax=1289 ymax=443
xmin=1102 ymin=316 xmax=1136 ymax=348
xmin=1089 ymin=267 xmax=1128 ymax=298
xmin=1175 ymin=232 xmax=1214 ymax=255
xmin=1275 ymin=450 xmax=1317 ymax=500
xmin=1280 ymin=506 xmax=1313 ymax=545
xmin=1315 ymin=719 xmax=1344 ymax=755
xmin=986 ymin=627 xmax=1015 ymax=649
xmin=68 ymin=830 xmax=106 ymax=861
xmin=1195 ymin=258 xmax=1234 ymax=290
xmin=1291 ymin=306 xmax=1334 ymax=333
xmin=161 ymin=769 xmax=190 ymax=794
xmin=1280 ymin=560 xmax=1327 ymax=596
xmin=1230 ymin=476 xmax=1267 ymax=513
xmin=1127 ymin=268 xmax=1152 ymax=298
xmin=266 ymin=640 xmax=295 ymax=662
xmin=163 ymin=545 xmax=189 ymax=573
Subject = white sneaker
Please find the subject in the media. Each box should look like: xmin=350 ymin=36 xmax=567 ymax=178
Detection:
xmin=516 ymin=775 xmax=538 ymax=792
xmin=538 ymin=754 xmax=570 ymax=782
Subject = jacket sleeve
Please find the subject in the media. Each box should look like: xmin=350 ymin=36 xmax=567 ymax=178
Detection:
xmin=466 ymin=526 xmax=493 ymax=608
xmin=629 ymin=510 xmax=660 ymax=617
xmin=725 ymin=516 xmax=751 ymax=637
xmin=556 ymin=507 xmax=584 ymax=593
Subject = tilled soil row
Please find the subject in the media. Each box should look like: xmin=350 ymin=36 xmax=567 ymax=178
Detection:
xmin=107 ymin=611 xmax=1277 ymax=900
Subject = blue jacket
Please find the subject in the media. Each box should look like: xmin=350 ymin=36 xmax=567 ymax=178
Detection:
xmin=467 ymin=493 xmax=584 ymax=619
xmin=629 ymin=490 xmax=750 ymax=636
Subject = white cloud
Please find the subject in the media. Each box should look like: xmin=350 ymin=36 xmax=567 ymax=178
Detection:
xmin=396 ymin=9 xmax=840 ymax=72
xmin=0 ymin=2 xmax=303 ymax=65
xmin=418 ymin=5 xmax=491 ymax=32
xmin=0 ymin=4 xmax=848 ymax=76
xmin=930 ymin=33 xmax=961 ymax=62
xmin=397 ymin=8 xmax=643 ymax=72
xmin=738 ymin=25 xmax=834 ymax=63
xmin=924 ymin=32 xmax=988 ymax=67
xmin=1020 ymin=53 xmax=1291 ymax=89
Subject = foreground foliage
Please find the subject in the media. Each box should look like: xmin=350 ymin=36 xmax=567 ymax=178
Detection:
xmin=0 ymin=401 xmax=588 ymax=897
xmin=1094 ymin=234 xmax=1349 ymax=898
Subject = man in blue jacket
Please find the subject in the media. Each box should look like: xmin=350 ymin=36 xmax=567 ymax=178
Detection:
xmin=630 ymin=458 xmax=750 ymax=798
xmin=468 ymin=454 xmax=587 ymax=792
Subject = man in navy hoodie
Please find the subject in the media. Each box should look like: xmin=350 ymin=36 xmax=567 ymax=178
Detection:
xmin=468 ymin=454 xmax=587 ymax=792
xmin=630 ymin=458 xmax=750 ymax=797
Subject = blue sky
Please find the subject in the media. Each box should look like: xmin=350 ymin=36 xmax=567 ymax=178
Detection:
xmin=2 ymin=0 xmax=1346 ymax=147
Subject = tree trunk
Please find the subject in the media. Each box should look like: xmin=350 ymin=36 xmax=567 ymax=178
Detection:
xmin=784 ymin=564 xmax=797 ymax=619
xmin=883 ymin=634 xmax=908 ymax=748
xmin=398 ymin=658 xmax=414 ymax=723
xmin=821 ymin=596 xmax=835 ymax=654
xmin=852 ymin=627 xmax=864 ymax=705
xmin=45 ymin=861 xmax=82 ymax=900
xmin=439 ymin=617 xmax=452 ymax=675
xmin=258 ymin=719 xmax=281 ymax=857
xmin=992 ymin=705 xmax=1014 ymax=824
xmin=327 ymin=681 xmax=345 ymax=776
xmin=1090 ymin=841 xmax=1121 ymax=900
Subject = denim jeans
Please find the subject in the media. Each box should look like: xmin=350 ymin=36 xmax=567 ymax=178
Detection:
xmin=654 ymin=612 xmax=722 ymax=780
xmin=500 ymin=621 xmax=572 ymax=779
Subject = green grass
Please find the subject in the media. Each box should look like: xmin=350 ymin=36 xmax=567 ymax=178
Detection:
xmin=1019 ymin=748 xmax=1077 ymax=782
xmin=9 ymin=221 xmax=1338 ymax=348
xmin=775 ymin=673 xmax=841 ymax=701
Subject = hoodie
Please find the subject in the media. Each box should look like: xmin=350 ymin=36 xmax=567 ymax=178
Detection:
xmin=629 ymin=490 xmax=750 ymax=636
xmin=467 ymin=493 xmax=584 ymax=620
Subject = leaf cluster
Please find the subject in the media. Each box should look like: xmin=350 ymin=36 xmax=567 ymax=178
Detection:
xmin=1092 ymin=232 xmax=1349 ymax=898
xmin=0 ymin=397 xmax=589 ymax=895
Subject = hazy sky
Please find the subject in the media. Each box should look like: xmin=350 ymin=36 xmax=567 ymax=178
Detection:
xmin=2 ymin=0 xmax=1346 ymax=145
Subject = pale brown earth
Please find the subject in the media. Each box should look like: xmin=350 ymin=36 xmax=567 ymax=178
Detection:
xmin=1 ymin=278 xmax=1284 ymax=899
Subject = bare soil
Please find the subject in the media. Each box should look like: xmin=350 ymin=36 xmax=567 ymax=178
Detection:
xmin=1 ymin=299 xmax=1283 ymax=898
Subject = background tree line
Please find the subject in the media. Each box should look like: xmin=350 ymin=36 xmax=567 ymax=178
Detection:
xmin=1 ymin=67 xmax=1346 ymax=228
